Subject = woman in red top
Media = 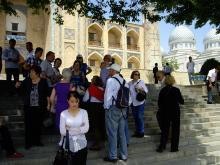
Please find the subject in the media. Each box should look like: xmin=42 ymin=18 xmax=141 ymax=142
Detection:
xmin=83 ymin=76 xmax=105 ymax=150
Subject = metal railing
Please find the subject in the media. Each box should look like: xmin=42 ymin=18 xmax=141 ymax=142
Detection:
xmin=88 ymin=40 xmax=103 ymax=47
xmin=127 ymin=44 xmax=140 ymax=51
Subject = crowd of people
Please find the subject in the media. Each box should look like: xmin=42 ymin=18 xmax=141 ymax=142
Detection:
xmin=1 ymin=39 xmax=219 ymax=164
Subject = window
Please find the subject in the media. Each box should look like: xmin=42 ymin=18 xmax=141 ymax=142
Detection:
xmin=89 ymin=59 xmax=96 ymax=66
xmin=11 ymin=23 xmax=18 ymax=31
xmin=89 ymin=33 xmax=96 ymax=41
xmin=127 ymin=36 xmax=131 ymax=45
xmin=128 ymin=62 xmax=132 ymax=69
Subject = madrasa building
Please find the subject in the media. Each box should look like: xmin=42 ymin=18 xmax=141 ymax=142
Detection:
xmin=163 ymin=25 xmax=220 ymax=73
xmin=0 ymin=0 xmax=162 ymax=81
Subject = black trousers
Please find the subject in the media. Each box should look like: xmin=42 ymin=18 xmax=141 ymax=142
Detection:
xmin=5 ymin=68 xmax=19 ymax=94
xmin=159 ymin=112 xmax=180 ymax=150
xmin=86 ymin=102 xmax=105 ymax=142
xmin=24 ymin=106 xmax=44 ymax=148
xmin=71 ymin=147 xmax=87 ymax=165
xmin=0 ymin=125 xmax=15 ymax=155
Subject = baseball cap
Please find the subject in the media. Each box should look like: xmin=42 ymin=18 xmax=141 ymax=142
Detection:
xmin=108 ymin=63 xmax=121 ymax=72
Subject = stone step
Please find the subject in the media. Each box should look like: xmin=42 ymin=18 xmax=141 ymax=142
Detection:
xmin=87 ymin=141 xmax=220 ymax=165
xmin=2 ymin=136 xmax=220 ymax=165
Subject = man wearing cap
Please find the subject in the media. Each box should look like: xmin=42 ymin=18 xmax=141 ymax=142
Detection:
xmin=103 ymin=63 xmax=128 ymax=163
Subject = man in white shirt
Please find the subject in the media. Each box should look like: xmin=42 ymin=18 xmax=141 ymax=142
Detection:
xmin=103 ymin=63 xmax=128 ymax=163
xmin=206 ymin=66 xmax=220 ymax=104
xmin=40 ymin=51 xmax=55 ymax=94
xmin=186 ymin=56 xmax=195 ymax=85
xmin=25 ymin=42 xmax=34 ymax=59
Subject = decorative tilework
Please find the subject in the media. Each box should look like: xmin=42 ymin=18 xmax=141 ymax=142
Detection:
xmin=109 ymin=50 xmax=123 ymax=57
xmin=88 ymin=48 xmax=104 ymax=56
xmin=64 ymin=28 xmax=75 ymax=40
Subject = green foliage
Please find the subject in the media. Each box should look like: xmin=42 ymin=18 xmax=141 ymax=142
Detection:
xmin=1 ymin=0 xmax=220 ymax=31
xmin=200 ymin=58 xmax=220 ymax=75
xmin=162 ymin=57 xmax=179 ymax=71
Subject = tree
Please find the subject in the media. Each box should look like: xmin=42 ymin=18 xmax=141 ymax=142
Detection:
xmin=1 ymin=0 xmax=220 ymax=31
xmin=162 ymin=57 xmax=179 ymax=71
xmin=200 ymin=58 xmax=220 ymax=75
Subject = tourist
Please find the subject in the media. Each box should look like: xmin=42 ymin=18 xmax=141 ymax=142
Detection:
xmin=156 ymin=75 xmax=184 ymax=153
xmin=163 ymin=63 xmax=172 ymax=75
xmin=100 ymin=54 xmax=112 ymax=87
xmin=0 ymin=117 xmax=24 ymax=158
xmin=76 ymin=54 xmax=92 ymax=76
xmin=15 ymin=65 xmax=50 ymax=150
xmin=50 ymin=68 xmax=73 ymax=129
xmin=186 ymin=56 xmax=195 ymax=85
xmin=103 ymin=63 xmax=128 ymax=162
xmin=25 ymin=47 xmax=43 ymax=70
xmin=22 ymin=42 xmax=34 ymax=78
xmin=59 ymin=91 xmax=89 ymax=165
xmin=25 ymin=42 xmax=34 ymax=59
xmin=129 ymin=71 xmax=148 ymax=138
xmin=83 ymin=75 xmax=105 ymax=150
xmin=156 ymin=71 xmax=166 ymax=88
xmin=153 ymin=63 xmax=159 ymax=84
xmin=206 ymin=66 xmax=220 ymax=104
xmin=2 ymin=39 xmax=20 ymax=96
xmin=40 ymin=51 xmax=55 ymax=94
xmin=70 ymin=60 xmax=86 ymax=101
xmin=53 ymin=58 xmax=62 ymax=82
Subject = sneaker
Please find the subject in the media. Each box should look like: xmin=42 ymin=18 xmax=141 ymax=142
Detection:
xmin=103 ymin=157 xmax=118 ymax=163
xmin=7 ymin=152 xmax=24 ymax=159
xmin=119 ymin=156 xmax=127 ymax=162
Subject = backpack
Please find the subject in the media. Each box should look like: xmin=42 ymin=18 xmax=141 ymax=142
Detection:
xmin=112 ymin=77 xmax=130 ymax=109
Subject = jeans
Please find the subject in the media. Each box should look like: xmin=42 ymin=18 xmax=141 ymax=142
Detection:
xmin=105 ymin=106 xmax=128 ymax=160
xmin=206 ymin=81 xmax=215 ymax=103
xmin=188 ymin=72 xmax=193 ymax=85
xmin=124 ymin=108 xmax=130 ymax=145
xmin=131 ymin=103 xmax=145 ymax=134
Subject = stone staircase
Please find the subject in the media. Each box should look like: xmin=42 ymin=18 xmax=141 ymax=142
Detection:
xmin=1 ymin=81 xmax=220 ymax=164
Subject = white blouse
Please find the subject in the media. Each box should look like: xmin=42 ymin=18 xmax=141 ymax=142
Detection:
xmin=59 ymin=109 xmax=89 ymax=152
xmin=128 ymin=79 xmax=148 ymax=106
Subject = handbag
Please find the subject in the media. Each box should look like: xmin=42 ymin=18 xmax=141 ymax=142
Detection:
xmin=53 ymin=130 xmax=72 ymax=165
xmin=135 ymin=81 xmax=147 ymax=102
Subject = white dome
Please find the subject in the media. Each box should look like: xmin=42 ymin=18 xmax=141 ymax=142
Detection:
xmin=204 ymin=29 xmax=220 ymax=42
xmin=169 ymin=25 xmax=195 ymax=44
xmin=160 ymin=47 xmax=168 ymax=56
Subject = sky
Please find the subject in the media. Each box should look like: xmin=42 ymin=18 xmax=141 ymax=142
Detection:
xmin=159 ymin=21 xmax=213 ymax=53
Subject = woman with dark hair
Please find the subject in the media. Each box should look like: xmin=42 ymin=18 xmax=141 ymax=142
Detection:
xmin=156 ymin=75 xmax=184 ymax=153
xmin=16 ymin=65 xmax=50 ymax=149
xmin=83 ymin=76 xmax=105 ymax=150
xmin=70 ymin=60 xmax=86 ymax=101
xmin=70 ymin=60 xmax=85 ymax=86
xmin=59 ymin=91 xmax=89 ymax=165
xmin=128 ymin=70 xmax=148 ymax=138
